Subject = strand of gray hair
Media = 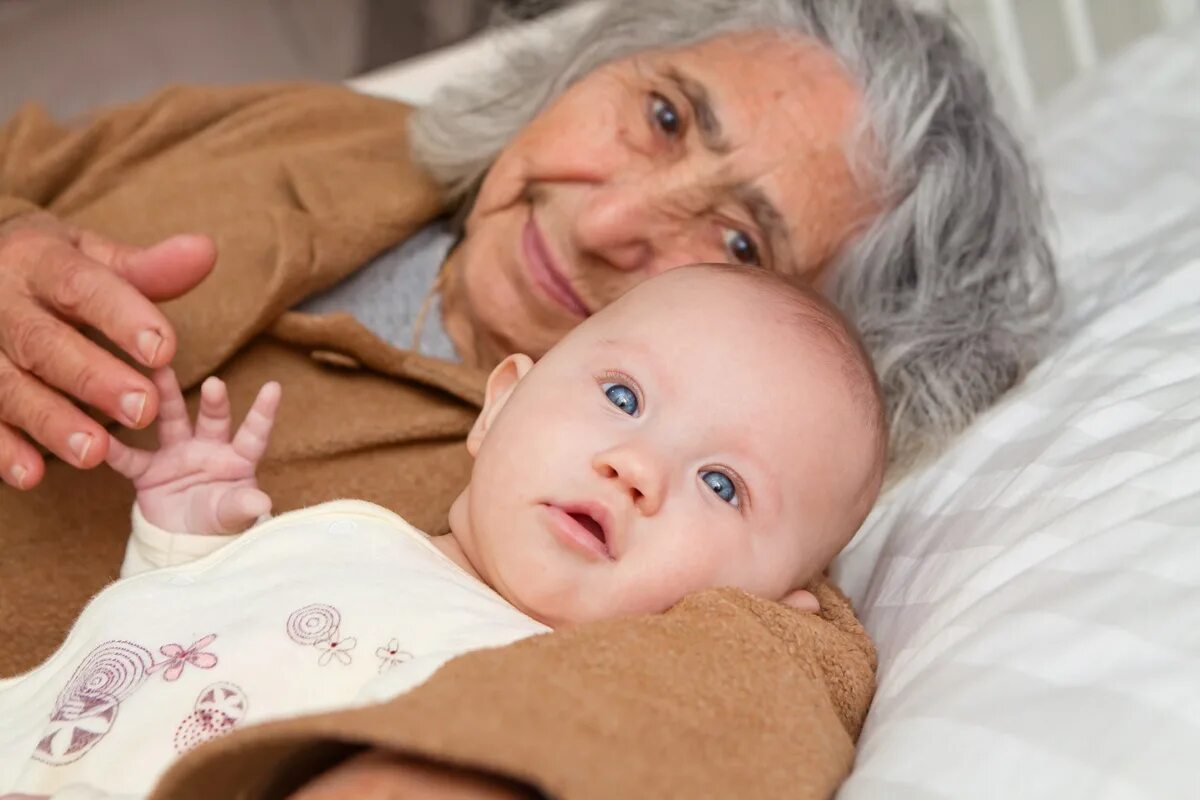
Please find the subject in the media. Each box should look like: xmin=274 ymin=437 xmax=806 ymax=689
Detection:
xmin=408 ymin=0 xmax=1060 ymax=476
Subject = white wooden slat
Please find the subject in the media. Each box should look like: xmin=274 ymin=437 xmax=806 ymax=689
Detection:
xmin=1157 ymin=0 xmax=1198 ymax=25
xmin=1061 ymin=0 xmax=1100 ymax=71
xmin=983 ymin=0 xmax=1037 ymax=115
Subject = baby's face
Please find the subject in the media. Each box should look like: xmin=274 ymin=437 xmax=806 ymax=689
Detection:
xmin=448 ymin=269 xmax=879 ymax=626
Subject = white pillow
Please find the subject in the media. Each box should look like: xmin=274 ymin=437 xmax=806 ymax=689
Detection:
xmin=832 ymin=20 xmax=1200 ymax=800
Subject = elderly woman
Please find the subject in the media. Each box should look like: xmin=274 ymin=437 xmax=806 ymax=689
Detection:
xmin=0 ymin=0 xmax=1054 ymax=797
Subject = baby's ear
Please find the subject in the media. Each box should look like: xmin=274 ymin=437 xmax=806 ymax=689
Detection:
xmin=466 ymin=354 xmax=534 ymax=457
xmin=779 ymin=588 xmax=820 ymax=613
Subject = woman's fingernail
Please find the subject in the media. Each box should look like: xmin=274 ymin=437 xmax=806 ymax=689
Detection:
xmin=68 ymin=432 xmax=93 ymax=464
xmin=120 ymin=391 xmax=147 ymax=425
xmin=10 ymin=464 xmax=27 ymax=489
xmin=137 ymin=330 xmax=163 ymax=365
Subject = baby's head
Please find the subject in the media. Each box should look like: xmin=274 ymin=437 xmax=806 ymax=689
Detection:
xmin=446 ymin=265 xmax=886 ymax=626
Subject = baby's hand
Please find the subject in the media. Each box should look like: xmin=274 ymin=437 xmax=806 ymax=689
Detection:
xmin=106 ymin=367 xmax=281 ymax=535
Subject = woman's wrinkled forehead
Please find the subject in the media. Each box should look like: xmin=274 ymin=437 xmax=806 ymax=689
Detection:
xmin=627 ymin=30 xmax=874 ymax=275
xmin=637 ymin=29 xmax=860 ymax=103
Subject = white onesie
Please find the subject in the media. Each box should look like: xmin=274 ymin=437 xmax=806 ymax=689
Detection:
xmin=0 ymin=500 xmax=549 ymax=799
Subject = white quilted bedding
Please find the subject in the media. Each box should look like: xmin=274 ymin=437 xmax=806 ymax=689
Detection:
xmin=832 ymin=20 xmax=1200 ymax=800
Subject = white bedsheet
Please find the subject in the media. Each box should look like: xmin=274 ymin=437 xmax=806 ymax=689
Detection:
xmin=832 ymin=19 xmax=1200 ymax=800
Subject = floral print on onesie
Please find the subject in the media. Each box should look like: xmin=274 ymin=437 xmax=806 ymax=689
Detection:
xmin=0 ymin=500 xmax=549 ymax=799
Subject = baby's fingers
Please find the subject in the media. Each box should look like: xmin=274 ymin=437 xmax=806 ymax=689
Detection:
xmin=195 ymin=377 xmax=231 ymax=442
xmin=214 ymin=487 xmax=272 ymax=533
xmin=151 ymin=367 xmax=191 ymax=445
xmin=232 ymin=381 xmax=281 ymax=463
xmin=105 ymin=435 xmax=153 ymax=480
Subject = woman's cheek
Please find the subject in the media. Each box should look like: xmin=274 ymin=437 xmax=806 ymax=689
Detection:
xmin=470 ymin=157 xmax=527 ymax=218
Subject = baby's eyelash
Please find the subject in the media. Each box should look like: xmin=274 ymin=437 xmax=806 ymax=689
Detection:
xmin=706 ymin=463 xmax=752 ymax=514
xmin=597 ymin=369 xmax=645 ymax=407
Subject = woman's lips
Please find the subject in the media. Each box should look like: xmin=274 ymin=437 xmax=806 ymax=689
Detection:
xmin=522 ymin=215 xmax=590 ymax=318
xmin=541 ymin=503 xmax=614 ymax=561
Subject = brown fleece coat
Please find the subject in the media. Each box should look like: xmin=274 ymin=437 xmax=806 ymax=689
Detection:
xmin=0 ymin=84 xmax=875 ymax=799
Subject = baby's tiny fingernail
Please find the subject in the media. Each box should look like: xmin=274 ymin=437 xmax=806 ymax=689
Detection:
xmin=68 ymin=432 xmax=93 ymax=464
xmin=120 ymin=391 xmax=148 ymax=425
xmin=10 ymin=464 xmax=28 ymax=489
xmin=137 ymin=330 xmax=163 ymax=365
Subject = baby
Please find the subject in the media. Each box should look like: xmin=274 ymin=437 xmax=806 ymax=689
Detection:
xmin=0 ymin=265 xmax=885 ymax=798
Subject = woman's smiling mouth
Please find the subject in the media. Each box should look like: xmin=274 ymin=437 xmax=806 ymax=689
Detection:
xmin=523 ymin=214 xmax=591 ymax=318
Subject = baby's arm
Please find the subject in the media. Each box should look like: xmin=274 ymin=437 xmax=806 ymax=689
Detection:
xmin=105 ymin=367 xmax=280 ymax=576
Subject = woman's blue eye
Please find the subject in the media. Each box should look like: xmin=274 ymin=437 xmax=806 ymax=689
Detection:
xmin=650 ymin=93 xmax=681 ymax=136
xmin=701 ymin=470 xmax=738 ymax=506
xmin=603 ymin=383 xmax=639 ymax=416
xmin=723 ymin=228 xmax=761 ymax=266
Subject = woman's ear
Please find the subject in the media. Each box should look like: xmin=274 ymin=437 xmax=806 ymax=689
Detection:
xmin=466 ymin=354 xmax=534 ymax=457
xmin=779 ymin=588 xmax=820 ymax=613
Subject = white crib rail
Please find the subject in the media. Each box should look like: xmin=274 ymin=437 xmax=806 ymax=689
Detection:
xmin=955 ymin=0 xmax=1199 ymax=117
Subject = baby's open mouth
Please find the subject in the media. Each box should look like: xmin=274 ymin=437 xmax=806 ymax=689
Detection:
xmin=544 ymin=502 xmax=615 ymax=561
xmin=569 ymin=512 xmax=606 ymax=545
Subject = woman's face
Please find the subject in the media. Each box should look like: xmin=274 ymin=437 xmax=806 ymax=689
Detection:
xmin=448 ymin=29 xmax=872 ymax=364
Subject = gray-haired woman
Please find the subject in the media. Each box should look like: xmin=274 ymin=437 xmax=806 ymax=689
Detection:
xmin=0 ymin=0 xmax=1055 ymax=796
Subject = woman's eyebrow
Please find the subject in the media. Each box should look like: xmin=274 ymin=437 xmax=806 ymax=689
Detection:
xmin=664 ymin=67 xmax=793 ymax=267
xmin=664 ymin=68 xmax=729 ymax=154
xmin=734 ymin=183 xmax=793 ymax=267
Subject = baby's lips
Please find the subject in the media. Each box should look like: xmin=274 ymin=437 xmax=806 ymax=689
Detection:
xmin=557 ymin=498 xmax=619 ymax=558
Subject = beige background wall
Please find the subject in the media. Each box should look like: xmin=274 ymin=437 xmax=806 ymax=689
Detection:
xmin=0 ymin=1 xmax=1191 ymax=123
xmin=0 ymin=0 xmax=491 ymax=121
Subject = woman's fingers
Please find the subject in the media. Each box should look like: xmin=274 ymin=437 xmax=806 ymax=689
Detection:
xmin=0 ymin=355 xmax=109 ymax=469
xmin=214 ymin=487 xmax=272 ymax=533
xmin=104 ymin=435 xmax=153 ymax=481
xmin=76 ymin=230 xmax=216 ymax=302
xmin=287 ymin=751 xmax=539 ymax=800
xmin=151 ymin=367 xmax=191 ymax=446
xmin=195 ymin=377 xmax=231 ymax=442
xmin=0 ymin=304 xmax=159 ymax=430
xmin=0 ymin=420 xmax=44 ymax=489
xmin=232 ymin=382 xmax=281 ymax=464
xmin=0 ymin=215 xmax=211 ymax=489
xmin=30 ymin=237 xmax=179 ymax=370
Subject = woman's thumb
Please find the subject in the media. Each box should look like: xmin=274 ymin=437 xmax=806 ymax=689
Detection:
xmin=78 ymin=230 xmax=217 ymax=300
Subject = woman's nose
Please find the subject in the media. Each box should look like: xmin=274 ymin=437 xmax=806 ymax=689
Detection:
xmin=592 ymin=445 xmax=666 ymax=516
xmin=571 ymin=184 xmax=656 ymax=272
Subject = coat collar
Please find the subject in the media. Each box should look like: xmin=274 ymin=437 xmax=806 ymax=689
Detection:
xmin=269 ymin=311 xmax=488 ymax=409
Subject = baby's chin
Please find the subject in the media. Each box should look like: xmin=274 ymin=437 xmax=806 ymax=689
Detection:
xmin=502 ymin=583 xmax=641 ymax=629
xmin=508 ymin=594 xmax=604 ymax=630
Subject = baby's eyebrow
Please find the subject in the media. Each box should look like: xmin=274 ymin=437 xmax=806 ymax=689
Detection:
xmin=597 ymin=337 xmax=652 ymax=359
xmin=594 ymin=338 xmax=671 ymax=392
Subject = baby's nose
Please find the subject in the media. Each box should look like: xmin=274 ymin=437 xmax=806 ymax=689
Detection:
xmin=593 ymin=446 xmax=666 ymax=515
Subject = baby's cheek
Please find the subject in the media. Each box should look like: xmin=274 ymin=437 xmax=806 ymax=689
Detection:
xmin=629 ymin=546 xmax=725 ymax=611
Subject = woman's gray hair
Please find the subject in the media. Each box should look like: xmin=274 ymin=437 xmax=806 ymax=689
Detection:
xmin=410 ymin=0 xmax=1059 ymax=473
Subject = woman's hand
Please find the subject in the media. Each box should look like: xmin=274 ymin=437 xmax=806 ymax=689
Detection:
xmin=288 ymin=751 xmax=539 ymax=800
xmin=0 ymin=212 xmax=215 ymax=490
xmin=106 ymin=367 xmax=279 ymax=535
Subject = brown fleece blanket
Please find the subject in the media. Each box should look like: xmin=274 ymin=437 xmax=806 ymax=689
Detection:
xmin=0 ymin=84 xmax=875 ymax=799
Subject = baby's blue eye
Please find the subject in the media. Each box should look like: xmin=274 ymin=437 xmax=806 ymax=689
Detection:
xmin=701 ymin=470 xmax=738 ymax=506
xmin=603 ymin=383 xmax=639 ymax=416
